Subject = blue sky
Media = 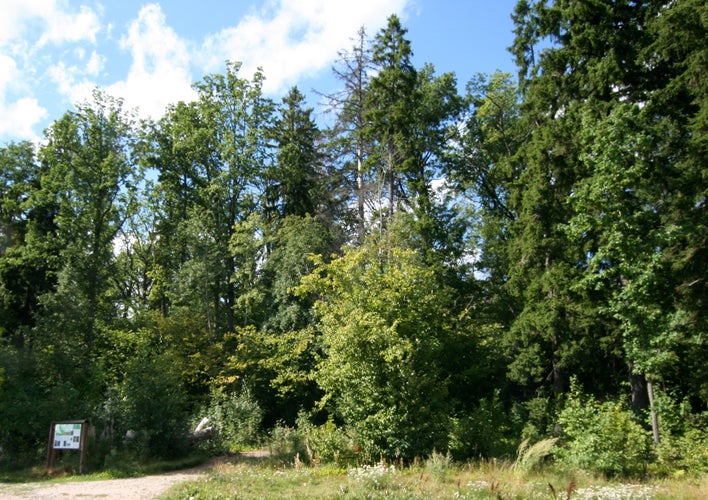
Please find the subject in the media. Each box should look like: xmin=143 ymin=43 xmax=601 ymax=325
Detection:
xmin=0 ymin=0 xmax=520 ymax=143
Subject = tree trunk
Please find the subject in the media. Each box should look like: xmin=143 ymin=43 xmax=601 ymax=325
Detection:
xmin=629 ymin=369 xmax=649 ymax=412
xmin=647 ymin=378 xmax=660 ymax=444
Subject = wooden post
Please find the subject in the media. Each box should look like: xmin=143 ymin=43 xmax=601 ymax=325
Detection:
xmin=47 ymin=420 xmax=89 ymax=474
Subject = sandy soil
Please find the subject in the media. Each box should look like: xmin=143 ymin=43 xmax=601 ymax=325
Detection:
xmin=0 ymin=454 xmax=267 ymax=499
xmin=0 ymin=467 xmax=205 ymax=499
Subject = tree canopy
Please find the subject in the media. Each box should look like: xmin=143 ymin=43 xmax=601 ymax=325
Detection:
xmin=0 ymin=4 xmax=705 ymax=470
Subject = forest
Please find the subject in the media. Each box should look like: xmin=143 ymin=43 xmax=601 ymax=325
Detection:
xmin=0 ymin=0 xmax=706 ymax=476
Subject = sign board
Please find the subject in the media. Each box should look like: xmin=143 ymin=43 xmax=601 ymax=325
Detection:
xmin=53 ymin=423 xmax=83 ymax=449
xmin=47 ymin=420 xmax=89 ymax=473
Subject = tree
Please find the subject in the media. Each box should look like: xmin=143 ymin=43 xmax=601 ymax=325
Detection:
xmin=0 ymin=142 xmax=57 ymax=348
xmin=561 ymin=0 xmax=708 ymax=438
xmin=298 ymin=236 xmax=457 ymax=459
xmin=145 ymin=62 xmax=274 ymax=337
xmin=37 ymin=89 xmax=139 ymax=352
xmin=327 ymin=27 xmax=374 ymax=240
xmin=365 ymin=14 xmax=417 ymax=221
xmin=267 ymin=87 xmax=322 ymax=219
xmin=444 ymin=72 xmax=523 ymax=319
xmin=505 ymin=0 xmax=657 ymax=397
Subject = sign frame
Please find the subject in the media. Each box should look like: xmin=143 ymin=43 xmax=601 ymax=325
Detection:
xmin=47 ymin=420 xmax=89 ymax=474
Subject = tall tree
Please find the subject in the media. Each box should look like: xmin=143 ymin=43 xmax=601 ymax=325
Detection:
xmin=0 ymin=142 xmax=58 ymax=348
xmin=366 ymin=14 xmax=417 ymax=221
xmin=506 ymin=0 xmax=656 ymax=397
xmin=367 ymin=15 xmax=464 ymax=260
xmin=37 ymin=90 xmax=138 ymax=352
xmin=146 ymin=63 xmax=274 ymax=337
xmin=327 ymin=27 xmax=374 ymax=240
xmin=267 ymin=86 xmax=321 ymax=219
xmin=509 ymin=0 xmax=707 ymax=424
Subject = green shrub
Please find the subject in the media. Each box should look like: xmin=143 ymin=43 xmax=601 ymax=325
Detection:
xmin=119 ymin=351 xmax=190 ymax=459
xmin=555 ymin=380 xmax=651 ymax=477
xmin=449 ymin=391 xmax=517 ymax=459
xmin=200 ymin=386 xmax=263 ymax=451
xmin=268 ymin=422 xmax=307 ymax=462
xmin=296 ymin=413 xmax=353 ymax=464
xmin=652 ymin=391 xmax=708 ymax=475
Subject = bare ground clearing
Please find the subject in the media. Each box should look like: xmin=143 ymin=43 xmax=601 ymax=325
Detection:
xmin=0 ymin=452 xmax=268 ymax=499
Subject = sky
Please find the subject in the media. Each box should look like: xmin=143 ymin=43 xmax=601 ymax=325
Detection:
xmin=0 ymin=0 xmax=521 ymax=144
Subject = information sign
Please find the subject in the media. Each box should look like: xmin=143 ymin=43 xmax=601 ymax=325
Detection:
xmin=53 ymin=423 xmax=83 ymax=450
xmin=47 ymin=420 xmax=89 ymax=473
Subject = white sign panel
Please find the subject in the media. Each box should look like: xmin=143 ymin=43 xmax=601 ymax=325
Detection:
xmin=53 ymin=423 xmax=82 ymax=450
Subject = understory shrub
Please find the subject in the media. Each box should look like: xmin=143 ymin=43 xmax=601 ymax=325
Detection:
xmin=119 ymin=351 xmax=190 ymax=459
xmin=200 ymin=386 xmax=263 ymax=451
xmin=296 ymin=413 xmax=353 ymax=464
xmin=448 ymin=390 xmax=516 ymax=459
xmin=555 ymin=380 xmax=651 ymax=477
xmin=652 ymin=391 xmax=708 ymax=475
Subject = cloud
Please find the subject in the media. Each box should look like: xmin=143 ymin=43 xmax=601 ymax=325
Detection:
xmin=37 ymin=4 xmax=101 ymax=47
xmin=198 ymin=0 xmax=410 ymax=94
xmin=0 ymin=0 xmax=100 ymax=47
xmin=107 ymin=3 xmax=196 ymax=118
xmin=47 ymin=61 xmax=97 ymax=107
xmin=0 ymin=0 xmax=101 ymax=141
xmin=0 ymin=54 xmax=46 ymax=139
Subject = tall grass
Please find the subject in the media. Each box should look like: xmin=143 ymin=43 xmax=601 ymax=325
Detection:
xmin=512 ymin=437 xmax=559 ymax=475
xmin=161 ymin=454 xmax=708 ymax=499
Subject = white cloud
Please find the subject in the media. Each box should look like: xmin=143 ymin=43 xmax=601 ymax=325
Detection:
xmin=198 ymin=0 xmax=409 ymax=94
xmin=0 ymin=52 xmax=46 ymax=141
xmin=86 ymin=50 xmax=104 ymax=77
xmin=107 ymin=3 xmax=196 ymax=118
xmin=37 ymin=4 xmax=101 ymax=47
xmin=48 ymin=61 xmax=97 ymax=106
xmin=0 ymin=97 xmax=47 ymax=140
xmin=0 ymin=0 xmax=100 ymax=47
xmin=0 ymin=0 xmax=101 ymax=140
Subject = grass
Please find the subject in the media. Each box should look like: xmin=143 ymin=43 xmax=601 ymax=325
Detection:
xmin=160 ymin=455 xmax=708 ymax=499
xmin=0 ymin=451 xmax=211 ymax=484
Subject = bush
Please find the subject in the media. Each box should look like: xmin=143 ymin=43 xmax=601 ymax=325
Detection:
xmin=555 ymin=380 xmax=651 ymax=477
xmin=200 ymin=386 xmax=263 ymax=451
xmin=118 ymin=351 xmax=190 ymax=459
xmin=652 ymin=391 xmax=708 ymax=475
xmin=295 ymin=413 xmax=354 ymax=464
xmin=268 ymin=422 xmax=307 ymax=462
xmin=449 ymin=390 xmax=517 ymax=459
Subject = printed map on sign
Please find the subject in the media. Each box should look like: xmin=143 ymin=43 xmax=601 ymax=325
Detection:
xmin=54 ymin=423 xmax=82 ymax=449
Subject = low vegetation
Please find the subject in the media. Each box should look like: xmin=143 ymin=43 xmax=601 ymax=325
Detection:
xmin=162 ymin=454 xmax=707 ymax=500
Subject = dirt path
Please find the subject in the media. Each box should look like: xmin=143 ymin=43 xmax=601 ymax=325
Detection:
xmin=0 ymin=453 xmax=268 ymax=499
xmin=0 ymin=467 xmax=205 ymax=499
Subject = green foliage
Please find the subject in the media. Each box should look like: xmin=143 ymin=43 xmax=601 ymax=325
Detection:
xmin=117 ymin=350 xmax=190 ymax=459
xmin=199 ymin=386 xmax=263 ymax=451
xmin=0 ymin=4 xmax=706 ymax=477
xmin=448 ymin=391 xmax=516 ymax=459
xmin=555 ymin=381 xmax=651 ymax=477
xmin=298 ymin=239 xmax=456 ymax=460
xmin=651 ymin=390 xmax=708 ymax=475
xmin=295 ymin=414 xmax=353 ymax=465
xmin=268 ymin=422 xmax=308 ymax=462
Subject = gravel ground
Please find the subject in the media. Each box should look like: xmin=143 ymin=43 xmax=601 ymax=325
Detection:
xmin=0 ymin=454 xmax=272 ymax=500
xmin=0 ymin=467 xmax=205 ymax=499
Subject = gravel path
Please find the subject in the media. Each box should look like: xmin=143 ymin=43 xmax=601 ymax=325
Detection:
xmin=0 ymin=467 xmax=206 ymax=499
xmin=0 ymin=454 xmax=269 ymax=500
